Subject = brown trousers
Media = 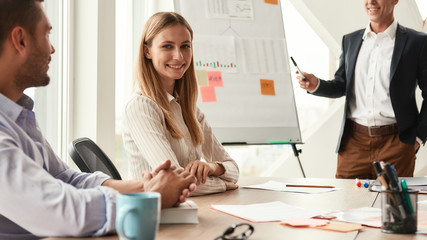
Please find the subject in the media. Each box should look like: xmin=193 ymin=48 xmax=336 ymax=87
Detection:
xmin=336 ymin=124 xmax=416 ymax=179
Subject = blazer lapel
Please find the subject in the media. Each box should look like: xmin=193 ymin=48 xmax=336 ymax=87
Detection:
xmin=390 ymin=24 xmax=408 ymax=81
xmin=346 ymin=30 xmax=364 ymax=91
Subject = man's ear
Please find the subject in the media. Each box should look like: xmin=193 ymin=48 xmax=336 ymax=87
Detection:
xmin=144 ymin=45 xmax=152 ymax=59
xmin=10 ymin=27 xmax=27 ymax=55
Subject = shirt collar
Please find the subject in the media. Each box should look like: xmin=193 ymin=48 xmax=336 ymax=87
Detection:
xmin=362 ymin=19 xmax=398 ymax=40
xmin=0 ymin=93 xmax=34 ymax=122
xmin=166 ymin=91 xmax=179 ymax=103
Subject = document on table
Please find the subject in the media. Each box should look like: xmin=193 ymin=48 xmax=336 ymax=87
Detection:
xmin=242 ymin=181 xmax=341 ymax=194
xmin=211 ymin=201 xmax=324 ymax=222
xmin=323 ymin=207 xmax=382 ymax=228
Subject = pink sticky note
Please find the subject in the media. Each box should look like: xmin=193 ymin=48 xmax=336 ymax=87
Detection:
xmin=200 ymin=86 xmax=217 ymax=102
xmin=280 ymin=218 xmax=329 ymax=227
xmin=207 ymin=71 xmax=223 ymax=87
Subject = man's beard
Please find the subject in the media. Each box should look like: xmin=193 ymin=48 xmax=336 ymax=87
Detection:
xmin=15 ymin=46 xmax=50 ymax=90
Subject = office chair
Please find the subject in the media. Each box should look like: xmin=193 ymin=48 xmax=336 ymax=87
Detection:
xmin=68 ymin=137 xmax=122 ymax=180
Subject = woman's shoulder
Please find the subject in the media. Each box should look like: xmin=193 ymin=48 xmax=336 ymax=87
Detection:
xmin=126 ymin=92 xmax=157 ymax=107
xmin=125 ymin=92 xmax=163 ymax=115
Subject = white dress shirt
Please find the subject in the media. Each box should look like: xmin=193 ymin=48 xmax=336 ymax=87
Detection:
xmin=349 ymin=20 xmax=398 ymax=126
xmin=122 ymin=92 xmax=239 ymax=196
xmin=0 ymin=94 xmax=117 ymax=239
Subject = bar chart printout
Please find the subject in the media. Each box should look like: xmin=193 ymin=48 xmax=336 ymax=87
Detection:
xmin=193 ymin=35 xmax=238 ymax=73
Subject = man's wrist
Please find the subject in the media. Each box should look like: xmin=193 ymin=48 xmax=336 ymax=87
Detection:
xmin=308 ymin=78 xmax=320 ymax=93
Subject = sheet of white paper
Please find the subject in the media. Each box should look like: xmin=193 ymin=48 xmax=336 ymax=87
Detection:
xmin=211 ymin=201 xmax=323 ymax=222
xmin=206 ymin=0 xmax=254 ymax=20
xmin=193 ymin=35 xmax=238 ymax=73
xmin=239 ymin=38 xmax=288 ymax=73
xmin=242 ymin=180 xmax=341 ymax=194
xmin=326 ymin=207 xmax=382 ymax=228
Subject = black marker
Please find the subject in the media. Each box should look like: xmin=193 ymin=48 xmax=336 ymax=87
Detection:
xmin=290 ymin=57 xmax=306 ymax=81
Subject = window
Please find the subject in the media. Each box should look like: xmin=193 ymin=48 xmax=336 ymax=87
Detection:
xmin=281 ymin=0 xmax=332 ymax=134
xmin=115 ymin=1 xmax=147 ymax=179
xmin=24 ymin=0 xmax=70 ymax=161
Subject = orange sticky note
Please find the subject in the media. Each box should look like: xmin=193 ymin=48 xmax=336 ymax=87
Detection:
xmin=196 ymin=70 xmax=208 ymax=86
xmin=264 ymin=0 xmax=278 ymax=5
xmin=200 ymin=86 xmax=217 ymax=102
xmin=260 ymin=79 xmax=275 ymax=96
xmin=315 ymin=221 xmax=366 ymax=232
xmin=207 ymin=71 xmax=223 ymax=87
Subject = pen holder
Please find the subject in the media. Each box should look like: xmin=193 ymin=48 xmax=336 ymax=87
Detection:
xmin=381 ymin=190 xmax=418 ymax=234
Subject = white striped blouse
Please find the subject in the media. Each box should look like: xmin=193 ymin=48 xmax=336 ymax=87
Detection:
xmin=122 ymin=91 xmax=239 ymax=196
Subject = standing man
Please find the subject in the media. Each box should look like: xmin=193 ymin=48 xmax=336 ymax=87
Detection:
xmin=298 ymin=0 xmax=427 ymax=179
xmin=0 ymin=0 xmax=196 ymax=239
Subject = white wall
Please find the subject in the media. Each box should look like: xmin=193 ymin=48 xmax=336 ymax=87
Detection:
xmin=288 ymin=0 xmax=423 ymax=57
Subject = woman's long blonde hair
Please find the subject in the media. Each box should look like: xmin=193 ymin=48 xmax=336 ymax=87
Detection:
xmin=135 ymin=12 xmax=203 ymax=146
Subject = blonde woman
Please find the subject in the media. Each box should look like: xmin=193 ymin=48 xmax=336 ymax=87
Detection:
xmin=122 ymin=12 xmax=239 ymax=195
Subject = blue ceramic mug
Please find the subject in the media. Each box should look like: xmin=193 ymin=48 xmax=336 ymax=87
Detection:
xmin=116 ymin=192 xmax=161 ymax=240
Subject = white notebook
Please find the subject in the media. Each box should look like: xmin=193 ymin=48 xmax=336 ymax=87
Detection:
xmin=160 ymin=200 xmax=199 ymax=224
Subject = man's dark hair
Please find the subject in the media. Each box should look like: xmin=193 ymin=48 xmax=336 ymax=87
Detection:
xmin=0 ymin=0 xmax=44 ymax=54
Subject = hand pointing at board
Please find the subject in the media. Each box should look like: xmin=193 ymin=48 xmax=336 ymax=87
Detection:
xmin=290 ymin=57 xmax=319 ymax=92
xmin=296 ymin=72 xmax=319 ymax=92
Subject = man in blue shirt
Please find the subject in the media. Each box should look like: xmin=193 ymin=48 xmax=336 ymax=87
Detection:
xmin=0 ymin=0 xmax=196 ymax=239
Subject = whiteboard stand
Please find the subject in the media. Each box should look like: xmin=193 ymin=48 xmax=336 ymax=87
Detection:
xmin=291 ymin=144 xmax=306 ymax=178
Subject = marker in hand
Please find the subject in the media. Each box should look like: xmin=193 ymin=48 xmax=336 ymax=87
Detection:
xmin=290 ymin=56 xmax=306 ymax=81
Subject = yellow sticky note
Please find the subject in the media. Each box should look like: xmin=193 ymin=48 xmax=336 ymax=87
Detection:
xmin=260 ymin=79 xmax=275 ymax=96
xmin=264 ymin=0 xmax=279 ymax=5
xmin=196 ymin=70 xmax=208 ymax=86
xmin=200 ymin=86 xmax=217 ymax=102
xmin=207 ymin=71 xmax=223 ymax=87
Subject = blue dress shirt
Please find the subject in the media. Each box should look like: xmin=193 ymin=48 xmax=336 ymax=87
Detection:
xmin=0 ymin=93 xmax=117 ymax=239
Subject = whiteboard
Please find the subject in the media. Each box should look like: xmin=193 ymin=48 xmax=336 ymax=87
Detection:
xmin=174 ymin=0 xmax=302 ymax=144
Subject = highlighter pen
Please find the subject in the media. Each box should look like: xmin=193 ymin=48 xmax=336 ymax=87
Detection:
xmin=373 ymin=161 xmax=389 ymax=189
xmin=290 ymin=57 xmax=306 ymax=81
xmin=400 ymin=179 xmax=414 ymax=214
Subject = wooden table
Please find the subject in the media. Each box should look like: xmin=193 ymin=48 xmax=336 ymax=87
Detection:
xmin=45 ymin=177 xmax=427 ymax=240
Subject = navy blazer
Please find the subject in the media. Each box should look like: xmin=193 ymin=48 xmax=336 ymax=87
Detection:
xmin=312 ymin=24 xmax=427 ymax=152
